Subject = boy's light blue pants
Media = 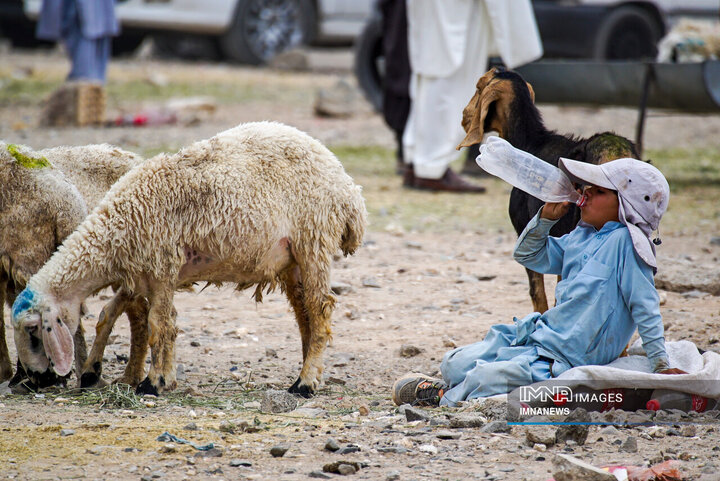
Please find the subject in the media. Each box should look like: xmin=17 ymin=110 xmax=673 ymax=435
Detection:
xmin=439 ymin=323 xmax=553 ymax=407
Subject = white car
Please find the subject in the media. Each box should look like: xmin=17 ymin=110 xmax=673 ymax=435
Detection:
xmin=22 ymin=0 xmax=373 ymax=64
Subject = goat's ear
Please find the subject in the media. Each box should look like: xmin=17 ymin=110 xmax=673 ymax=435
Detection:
xmin=526 ymin=82 xmax=535 ymax=103
xmin=458 ymin=87 xmax=502 ymax=149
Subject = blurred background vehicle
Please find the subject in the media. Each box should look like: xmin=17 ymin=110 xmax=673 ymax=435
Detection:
xmin=2 ymin=0 xmax=717 ymax=69
xmin=355 ymin=0 xmax=720 ymax=111
xmin=1 ymin=0 xmax=373 ymax=63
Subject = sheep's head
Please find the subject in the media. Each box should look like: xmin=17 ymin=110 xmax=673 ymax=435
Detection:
xmin=12 ymin=287 xmax=79 ymax=385
xmin=458 ymin=67 xmax=535 ymax=149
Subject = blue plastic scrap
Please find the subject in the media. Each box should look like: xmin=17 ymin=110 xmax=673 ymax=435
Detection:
xmin=156 ymin=431 xmax=215 ymax=451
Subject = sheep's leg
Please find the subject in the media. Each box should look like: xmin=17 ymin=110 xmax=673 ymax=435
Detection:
xmin=0 ymin=273 xmax=13 ymax=382
xmin=287 ymin=261 xmax=334 ymax=398
xmin=80 ymin=291 xmax=131 ymax=388
xmin=526 ymin=268 xmax=549 ymax=314
xmin=282 ymin=266 xmax=311 ymax=360
xmin=73 ymin=319 xmax=88 ymax=386
xmin=136 ymin=285 xmax=177 ymax=395
xmin=115 ymin=296 xmax=150 ymax=387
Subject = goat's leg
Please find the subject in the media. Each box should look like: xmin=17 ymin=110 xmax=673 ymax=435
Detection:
xmin=0 ymin=273 xmax=13 ymax=382
xmin=80 ymin=291 xmax=131 ymax=388
xmin=526 ymin=268 xmax=549 ymax=313
xmin=114 ymin=296 xmax=149 ymax=387
xmin=136 ymin=284 xmax=177 ymax=395
xmin=287 ymin=260 xmax=334 ymax=398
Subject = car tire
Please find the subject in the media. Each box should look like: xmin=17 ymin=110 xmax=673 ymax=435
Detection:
xmin=112 ymin=34 xmax=146 ymax=57
xmin=219 ymin=0 xmax=316 ymax=65
xmin=593 ymin=6 xmax=662 ymax=60
xmin=353 ymin=12 xmax=383 ymax=112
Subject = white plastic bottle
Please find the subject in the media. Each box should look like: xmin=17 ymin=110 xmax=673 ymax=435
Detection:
xmin=477 ymin=136 xmax=582 ymax=204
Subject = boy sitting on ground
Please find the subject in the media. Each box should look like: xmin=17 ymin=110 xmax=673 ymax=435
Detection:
xmin=393 ymin=156 xmax=686 ymax=407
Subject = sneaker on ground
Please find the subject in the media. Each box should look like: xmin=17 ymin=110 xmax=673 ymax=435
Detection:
xmin=392 ymin=372 xmax=448 ymax=407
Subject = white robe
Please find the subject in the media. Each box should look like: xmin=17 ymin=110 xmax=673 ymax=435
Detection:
xmin=403 ymin=0 xmax=543 ymax=178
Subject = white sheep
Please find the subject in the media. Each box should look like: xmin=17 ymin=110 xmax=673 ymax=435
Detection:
xmin=1 ymin=141 xmax=146 ymax=389
xmin=12 ymin=121 xmax=367 ymax=396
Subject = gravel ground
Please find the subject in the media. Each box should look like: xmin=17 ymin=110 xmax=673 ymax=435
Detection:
xmin=1 ymin=48 xmax=720 ymax=481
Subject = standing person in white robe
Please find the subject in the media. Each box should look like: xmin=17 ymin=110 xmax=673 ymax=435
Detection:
xmin=402 ymin=0 xmax=543 ymax=192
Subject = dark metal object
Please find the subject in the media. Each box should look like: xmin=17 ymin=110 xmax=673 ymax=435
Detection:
xmin=516 ymin=60 xmax=720 ymax=155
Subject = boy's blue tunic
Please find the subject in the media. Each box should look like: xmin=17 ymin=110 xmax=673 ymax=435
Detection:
xmin=440 ymin=210 xmax=669 ymax=406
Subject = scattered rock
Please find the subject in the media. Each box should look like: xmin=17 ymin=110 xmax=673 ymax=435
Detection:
xmin=436 ymin=430 xmax=461 ymax=440
xmin=362 ymin=277 xmax=382 ymax=288
xmin=229 ymin=459 xmax=252 ymax=467
xmin=525 ymin=426 xmax=556 ymax=446
xmin=399 ymin=345 xmax=423 ymax=357
xmin=480 ymin=420 xmax=511 ymax=434
xmin=448 ymin=413 xmax=487 ymax=428
xmin=418 ymin=444 xmax=438 ymax=454
xmin=270 ymin=445 xmax=290 ymax=458
xmin=681 ymin=425 xmax=697 ymax=437
xmin=309 ymin=471 xmax=332 ymax=479
xmin=552 ymin=453 xmax=617 ymax=481
xmin=261 ymin=389 xmax=298 ymax=413
xmin=555 ymin=408 xmax=590 ymax=445
xmin=159 ymin=443 xmax=177 ymax=453
xmin=314 ymin=78 xmax=359 ymax=118
xmin=619 ymin=436 xmax=638 ymax=453
xmin=337 ymin=463 xmax=357 ymax=475
xmin=265 ymin=347 xmax=278 ymax=358
xmin=60 ymin=429 xmax=75 ymax=437
xmin=269 ymin=48 xmax=310 ymax=71
xmin=183 ymin=422 xmax=198 ymax=431
xmin=323 ymin=461 xmax=361 ymax=474
xmin=324 ymin=439 xmax=340 ymax=452
xmin=337 ymin=445 xmax=361 ymax=455
xmin=176 ymin=363 xmax=186 ymax=381
xmin=194 ymin=448 xmax=223 ymax=458
xmin=403 ymin=405 xmax=430 ymax=422
xmin=331 ymin=281 xmax=355 ymax=295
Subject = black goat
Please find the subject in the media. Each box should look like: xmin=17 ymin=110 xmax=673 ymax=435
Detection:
xmin=458 ymin=67 xmax=639 ymax=313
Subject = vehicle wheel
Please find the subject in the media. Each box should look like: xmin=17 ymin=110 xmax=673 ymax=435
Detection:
xmin=219 ymin=0 xmax=316 ymax=65
xmin=112 ymin=34 xmax=146 ymax=57
xmin=593 ymin=6 xmax=662 ymax=60
xmin=353 ymin=12 xmax=384 ymax=112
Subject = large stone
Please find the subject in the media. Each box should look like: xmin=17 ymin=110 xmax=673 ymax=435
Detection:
xmin=448 ymin=413 xmax=487 ymax=428
xmin=261 ymin=390 xmax=298 ymax=413
xmin=555 ymin=408 xmax=590 ymax=445
xmin=552 ymin=454 xmax=617 ymax=481
xmin=655 ymin=257 xmax=720 ymax=295
xmin=525 ymin=426 xmax=557 ymax=446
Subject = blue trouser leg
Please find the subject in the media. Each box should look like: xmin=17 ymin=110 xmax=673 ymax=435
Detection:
xmin=62 ymin=0 xmax=110 ymax=82
xmin=439 ymin=323 xmax=552 ymax=406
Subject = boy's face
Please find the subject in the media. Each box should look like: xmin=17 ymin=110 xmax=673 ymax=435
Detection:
xmin=579 ymin=185 xmax=619 ymax=230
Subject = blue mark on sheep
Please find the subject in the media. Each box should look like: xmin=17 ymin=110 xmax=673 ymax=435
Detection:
xmin=12 ymin=288 xmax=37 ymax=324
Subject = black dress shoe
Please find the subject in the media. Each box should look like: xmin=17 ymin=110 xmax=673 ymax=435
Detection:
xmin=403 ymin=165 xmax=486 ymax=193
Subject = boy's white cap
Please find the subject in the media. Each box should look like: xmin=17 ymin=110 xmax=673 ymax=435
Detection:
xmin=558 ymin=157 xmax=670 ymax=270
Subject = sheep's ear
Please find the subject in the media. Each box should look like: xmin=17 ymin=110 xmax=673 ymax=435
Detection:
xmin=41 ymin=315 xmax=74 ymax=376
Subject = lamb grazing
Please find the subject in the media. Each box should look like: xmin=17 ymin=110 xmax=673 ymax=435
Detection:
xmin=1 ymin=141 xmax=147 ymax=390
xmin=12 ymin=121 xmax=367 ymax=397
xmin=458 ymin=67 xmax=639 ymax=313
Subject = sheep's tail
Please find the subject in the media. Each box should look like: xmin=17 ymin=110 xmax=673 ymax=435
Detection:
xmin=340 ymin=191 xmax=367 ymax=257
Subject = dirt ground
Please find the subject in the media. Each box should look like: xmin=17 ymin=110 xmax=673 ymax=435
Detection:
xmin=1 ymin=49 xmax=720 ymax=481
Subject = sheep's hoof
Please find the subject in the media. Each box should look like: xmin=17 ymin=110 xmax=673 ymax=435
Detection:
xmin=288 ymin=378 xmax=314 ymax=398
xmin=136 ymin=376 xmax=160 ymax=396
xmin=80 ymin=371 xmax=101 ymax=388
xmin=8 ymin=361 xmax=27 ymax=388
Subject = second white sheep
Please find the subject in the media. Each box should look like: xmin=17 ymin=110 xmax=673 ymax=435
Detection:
xmin=12 ymin=121 xmax=367 ymax=396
